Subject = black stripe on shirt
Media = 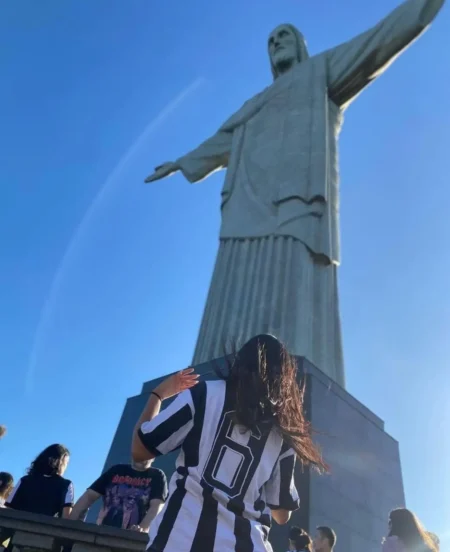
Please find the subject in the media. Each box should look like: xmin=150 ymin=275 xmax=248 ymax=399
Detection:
xmin=189 ymin=488 xmax=218 ymax=552
xmin=149 ymin=383 xmax=208 ymax=551
xmin=137 ymin=428 xmax=161 ymax=457
xmin=139 ymin=403 xmax=193 ymax=454
xmin=187 ymin=383 xmax=217 ymax=550
xmin=277 ymin=453 xmax=300 ymax=510
xmin=183 ymin=382 xmax=207 ymax=468
xmin=228 ymin=423 xmax=269 ymax=552
xmin=231 ymin=502 xmax=253 ymax=552
xmin=149 ymin=478 xmax=187 ymax=552
xmin=254 ymin=486 xmax=271 ymax=541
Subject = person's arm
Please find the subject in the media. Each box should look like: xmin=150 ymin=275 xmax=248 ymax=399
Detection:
xmin=327 ymin=0 xmax=445 ymax=107
xmin=70 ymin=489 xmax=101 ymax=521
xmin=62 ymin=506 xmax=72 ymax=519
xmin=271 ymin=509 xmax=291 ymax=525
xmin=131 ymin=369 xmax=199 ymax=463
xmin=132 ymin=394 xmax=163 ymax=463
xmin=132 ymin=499 xmax=165 ymax=533
xmin=264 ymin=444 xmax=300 ymax=525
xmin=133 ymin=468 xmax=168 ymax=532
xmin=145 ymin=130 xmax=232 ymax=184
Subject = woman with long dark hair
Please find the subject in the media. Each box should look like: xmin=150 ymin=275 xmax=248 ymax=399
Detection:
xmin=6 ymin=444 xmax=74 ymax=518
xmin=132 ymin=334 xmax=326 ymax=552
xmin=382 ymin=508 xmax=437 ymax=552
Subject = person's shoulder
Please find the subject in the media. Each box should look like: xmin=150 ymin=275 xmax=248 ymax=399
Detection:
xmin=188 ymin=379 xmax=225 ymax=409
xmin=109 ymin=464 xmax=127 ymax=471
xmin=148 ymin=467 xmax=167 ymax=480
xmin=204 ymin=379 xmax=225 ymax=393
xmin=16 ymin=474 xmax=34 ymax=487
xmin=202 ymin=379 xmax=226 ymax=401
xmin=56 ymin=475 xmax=73 ymax=486
xmin=101 ymin=464 xmax=128 ymax=477
xmin=189 ymin=379 xmax=211 ymax=400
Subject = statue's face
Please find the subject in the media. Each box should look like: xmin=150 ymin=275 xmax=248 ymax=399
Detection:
xmin=268 ymin=25 xmax=298 ymax=70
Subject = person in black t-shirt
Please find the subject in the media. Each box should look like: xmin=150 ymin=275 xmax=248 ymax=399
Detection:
xmin=6 ymin=444 xmax=74 ymax=518
xmin=70 ymin=460 xmax=167 ymax=533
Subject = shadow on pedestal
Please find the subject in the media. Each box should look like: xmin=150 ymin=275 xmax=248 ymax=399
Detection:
xmin=90 ymin=357 xmax=404 ymax=552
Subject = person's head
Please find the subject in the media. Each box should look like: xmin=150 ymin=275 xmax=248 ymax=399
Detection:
xmin=313 ymin=526 xmax=336 ymax=552
xmin=216 ymin=335 xmax=327 ymax=472
xmin=289 ymin=526 xmax=312 ymax=551
xmin=131 ymin=459 xmax=153 ymax=471
xmin=28 ymin=444 xmax=70 ymax=477
xmin=268 ymin=24 xmax=309 ymax=79
xmin=0 ymin=472 xmax=14 ymax=500
xmin=388 ymin=509 xmax=436 ymax=552
xmin=0 ymin=426 xmax=6 ymax=439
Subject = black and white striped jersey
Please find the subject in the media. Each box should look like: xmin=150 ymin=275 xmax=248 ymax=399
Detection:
xmin=138 ymin=379 xmax=300 ymax=552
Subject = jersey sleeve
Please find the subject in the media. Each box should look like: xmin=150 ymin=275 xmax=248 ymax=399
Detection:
xmin=149 ymin=470 xmax=169 ymax=502
xmin=89 ymin=467 xmax=114 ymax=495
xmin=5 ymin=478 xmax=24 ymax=509
xmin=64 ymin=481 xmax=75 ymax=507
xmin=264 ymin=444 xmax=300 ymax=511
xmin=138 ymin=390 xmax=195 ymax=456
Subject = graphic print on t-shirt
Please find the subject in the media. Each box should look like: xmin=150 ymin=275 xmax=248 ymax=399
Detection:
xmin=91 ymin=465 xmax=167 ymax=530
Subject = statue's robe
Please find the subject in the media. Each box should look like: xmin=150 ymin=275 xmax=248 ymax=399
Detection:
xmin=177 ymin=0 xmax=444 ymax=386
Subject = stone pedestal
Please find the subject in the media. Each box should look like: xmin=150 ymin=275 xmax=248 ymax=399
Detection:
xmin=94 ymin=358 xmax=404 ymax=552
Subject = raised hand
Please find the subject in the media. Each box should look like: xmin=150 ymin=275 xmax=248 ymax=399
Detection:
xmin=153 ymin=368 xmax=199 ymax=401
xmin=144 ymin=161 xmax=179 ymax=183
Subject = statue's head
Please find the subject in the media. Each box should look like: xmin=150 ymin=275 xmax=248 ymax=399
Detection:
xmin=268 ymin=24 xmax=309 ymax=79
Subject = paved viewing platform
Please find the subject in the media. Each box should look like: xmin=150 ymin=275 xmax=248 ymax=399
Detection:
xmin=0 ymin=509 xmax=147 ymax=552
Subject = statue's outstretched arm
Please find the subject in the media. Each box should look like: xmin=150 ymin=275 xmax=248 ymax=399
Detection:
xmin=145 ymin=130 xmax=232 ymax=184
xmin=327 ymin=0 xmax=445 ymax=107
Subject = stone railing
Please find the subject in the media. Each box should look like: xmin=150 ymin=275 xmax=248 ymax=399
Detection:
xmin=0 ymin=509 xmax=147 ymax=552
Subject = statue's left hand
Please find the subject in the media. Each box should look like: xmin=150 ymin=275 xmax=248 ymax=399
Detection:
xmin=144 ymin=161 xmax=179 ymax=183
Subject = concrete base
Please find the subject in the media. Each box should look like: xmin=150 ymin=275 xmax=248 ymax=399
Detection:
xmin=92 ymin=358 xmax=404 ymax=552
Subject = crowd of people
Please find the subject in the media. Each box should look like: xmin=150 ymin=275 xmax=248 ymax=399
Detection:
xmin=0 ymin=335 xmax=442 ymax=552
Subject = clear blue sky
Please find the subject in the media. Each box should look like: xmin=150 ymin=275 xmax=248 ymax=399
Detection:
xmin=1 ymin=0 xmax=449 ymax=546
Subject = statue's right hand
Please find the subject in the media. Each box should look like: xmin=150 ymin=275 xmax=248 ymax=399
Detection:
xmin=144 ymin=161 xmax=179 ymax=183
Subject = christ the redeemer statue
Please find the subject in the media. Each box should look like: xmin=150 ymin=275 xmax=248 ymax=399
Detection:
xmin=145 ymin=0 xmax=444 ymax=387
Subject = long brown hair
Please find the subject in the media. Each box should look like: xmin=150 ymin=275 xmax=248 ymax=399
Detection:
xmin=389 ymin=509 xmax=437 ymax=552
xmin=216 ymin=334 xmax=327 ymax=472
xmin=28 ymin=444 xmax=70 ymax=477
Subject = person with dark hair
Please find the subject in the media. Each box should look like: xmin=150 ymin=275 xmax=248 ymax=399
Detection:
xmin=313 ymin=526 xmax=336 ymax=552
xmin=132 ymin=334 xmax=327 ymax=552
xmin=288 ymin=526 xmax=312 ymax=551
xmin=0 ymin=426 xmax=7 ymax=439
xmin=70 ymin=459 xmax=167 ymax=533
xmin=6 ymin=444 xmax=74 ymax=518
xmin=382 ymin=508 xmax=437 ymax=552
xmin=0 ymin=472 xmax=14 ymax=507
